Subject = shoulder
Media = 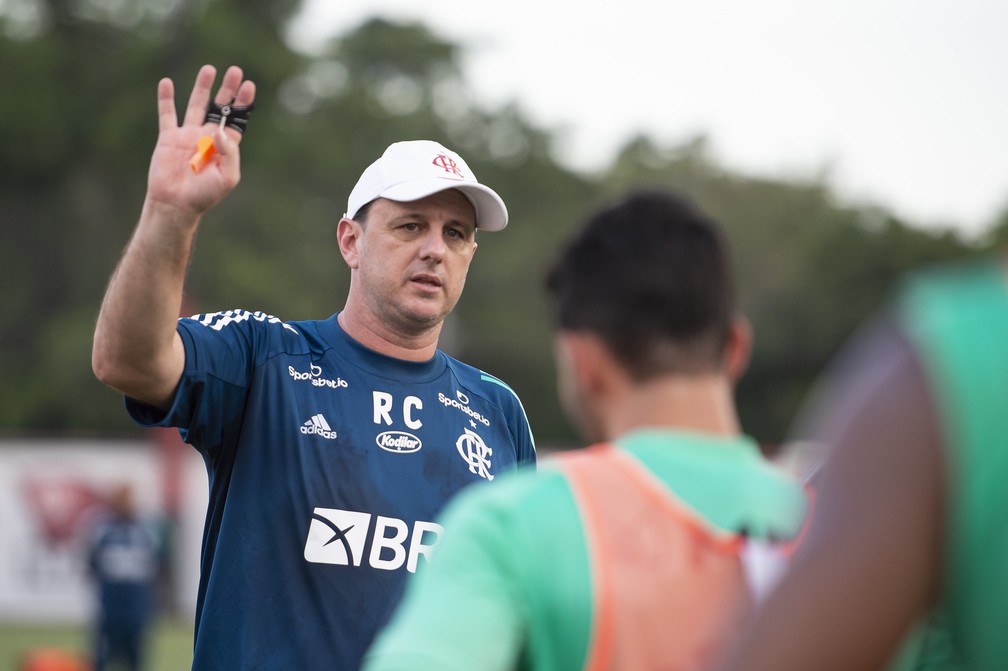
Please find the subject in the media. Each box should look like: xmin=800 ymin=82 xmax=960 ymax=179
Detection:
xmin=438 ymin=355 xmax=536 ymax=460
xmin=442 ymin=355 xmax=527 ymax=411
xmin=178 ymin=309 xmax=327 ymax=358
xmin=181 ymin=309 xmax=303 ymax=336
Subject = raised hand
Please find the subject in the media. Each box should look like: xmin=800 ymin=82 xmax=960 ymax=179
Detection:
xmin=93 ymin=65 xmax=256 ymax=408
xmin=147 ymin=64 xmax=257 ymax=217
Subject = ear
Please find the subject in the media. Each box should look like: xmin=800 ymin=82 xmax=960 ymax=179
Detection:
xmin=724 ymin=314 xmax=753 ymax=383
xmin=556 ymin=331 xmax=618 ymax=398
xmin=336 ymin=217 xmax=362 ymax=269
xmin=554 ymin=331 xmax=614 ymax=442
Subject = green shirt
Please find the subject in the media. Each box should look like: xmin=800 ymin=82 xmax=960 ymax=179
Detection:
xmin=895 ymin=259 xmax=1008 ymax=670
xmin=362 ymin=430 xmax=807 ymax=671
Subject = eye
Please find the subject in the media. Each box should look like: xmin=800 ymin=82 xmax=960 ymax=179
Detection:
xmin=448 ymin=224 xmax=477 ymax=242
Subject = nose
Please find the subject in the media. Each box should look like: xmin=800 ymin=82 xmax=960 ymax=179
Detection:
xmin=418 ymin=227 xmax=446 ymax=262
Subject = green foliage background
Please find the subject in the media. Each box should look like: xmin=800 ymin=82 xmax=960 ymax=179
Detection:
xmin=2 ymin=0 xmax=1005 ymax=449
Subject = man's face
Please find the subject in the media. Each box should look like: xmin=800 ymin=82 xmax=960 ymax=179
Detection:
xmin=352 ymin=189 xmax=478 ymax=336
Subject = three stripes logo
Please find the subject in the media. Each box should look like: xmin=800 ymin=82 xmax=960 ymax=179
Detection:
xmin=301 ymin=414 xmax=337 ymax=440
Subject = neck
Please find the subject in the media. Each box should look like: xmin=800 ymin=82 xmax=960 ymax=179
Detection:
xmin=602 ymin=374 xmax=741 ymax=441
xmin=337 ymin=306 xmax=440 ymax=362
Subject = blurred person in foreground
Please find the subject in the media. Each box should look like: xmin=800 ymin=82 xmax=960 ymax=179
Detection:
xmin=91 ymin=64 xmax=536 ymax=670
xmin=714 ymin=254 xmax=1008 ymax=670
xmin=87 ymin=483 xmax=161 ymax=671
xmin=362 ymin=189 xmax=808 ymax=670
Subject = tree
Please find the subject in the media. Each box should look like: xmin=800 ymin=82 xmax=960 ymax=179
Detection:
xmin=600 ymin=135 xmax=986 ymax=447
xmin=0 ymin=5 xmax=998 ymax=448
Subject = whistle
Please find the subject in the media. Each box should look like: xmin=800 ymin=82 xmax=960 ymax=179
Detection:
xmin=189 ymin=135 xmax=217 ymax=173
xmin=189 ymin=104 xmax=231 ymax=173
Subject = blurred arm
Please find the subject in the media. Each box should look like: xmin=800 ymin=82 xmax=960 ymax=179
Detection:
xmin=715 ymin=317 xmax=945 ymax=670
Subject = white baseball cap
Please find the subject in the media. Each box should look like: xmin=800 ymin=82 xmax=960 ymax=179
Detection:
xmin=345 ymin=140 xmax=509 ymax=231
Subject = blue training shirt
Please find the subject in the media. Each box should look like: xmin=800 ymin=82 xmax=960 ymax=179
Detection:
xmin=127 ymin=310 xmax=536 ymax=671
xmin=88 ymin=516 xmax=160 ymax=628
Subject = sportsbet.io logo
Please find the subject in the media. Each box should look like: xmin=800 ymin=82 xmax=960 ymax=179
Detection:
xmin=288 ymin=363 xmax=348 ymax=390
xmin=438 ymin=391 xmax=491 ymax=427
xmin=304 ymin=507 xmax=443 ymax=573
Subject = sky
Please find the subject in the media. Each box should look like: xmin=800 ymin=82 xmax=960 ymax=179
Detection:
xmin=288 ymin=0 xmax=1008 ymax=237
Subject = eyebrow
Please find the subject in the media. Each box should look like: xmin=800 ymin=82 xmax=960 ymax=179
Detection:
xmin=391 ymin=212 xmax=476 ymax=231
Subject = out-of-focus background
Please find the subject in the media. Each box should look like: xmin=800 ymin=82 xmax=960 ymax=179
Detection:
xmin=1 ymin=0 xmax=1005 ymax=667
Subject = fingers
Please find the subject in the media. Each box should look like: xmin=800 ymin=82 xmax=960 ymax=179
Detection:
xmin=182 ymin=64 xmax=218 ymax=127
xmin=210 ymin=70 xmax=255 ymax=159
xmin=218 ymin=71 xmax=256 ymax=143
xmin=234 ymin=79 xmax=257 ymax=109
xmin=177 ymin=65 xmax=256 ymax=142
xmin=156 ymin=77 xmax=177 ymax=134
xmin=168 ymin=65 xmax=258 ymax=133
xmin=213 ymin=123 xmax=238 ymax=159
xmin=159 ymin=64 xmax=255 ymax=169
xmin=212 ymin=65 xmax=245 ymax=106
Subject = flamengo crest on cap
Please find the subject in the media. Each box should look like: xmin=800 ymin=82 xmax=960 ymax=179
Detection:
xmin=432 ymin=154 xmax=464 ymax=177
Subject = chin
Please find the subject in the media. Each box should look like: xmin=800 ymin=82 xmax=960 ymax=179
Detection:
xmin=399 ymin=307 xmax=448 ymax=331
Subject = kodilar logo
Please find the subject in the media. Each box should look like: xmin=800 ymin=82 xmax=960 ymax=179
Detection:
xmin=375 ymin=431 xmax=422 ymax=454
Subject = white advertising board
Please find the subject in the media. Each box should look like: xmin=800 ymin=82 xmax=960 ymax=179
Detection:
xmin=0 ymin=437 xmax=208 ymax=623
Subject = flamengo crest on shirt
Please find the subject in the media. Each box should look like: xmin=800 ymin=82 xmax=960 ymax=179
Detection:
xmin=303 ymin=507 xmax=443 ymax=573
xmin=456 ymin=428 xmax=493 ymax=480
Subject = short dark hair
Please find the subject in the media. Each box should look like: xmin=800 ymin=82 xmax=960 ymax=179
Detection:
xmin=352 ymin=200 xmax=375 ymax=225
xmin=545 ymin=189 xmax=735 ymax=379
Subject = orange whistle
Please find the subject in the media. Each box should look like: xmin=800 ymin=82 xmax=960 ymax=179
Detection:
xmin=189 ymin=135 xmax=216 ymax=172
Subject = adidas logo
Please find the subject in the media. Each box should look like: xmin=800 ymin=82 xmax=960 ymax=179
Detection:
xmin=300 ymin=414 xmax=337 ymax=440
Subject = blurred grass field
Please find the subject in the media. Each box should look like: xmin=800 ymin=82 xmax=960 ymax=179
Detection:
xmin=0 ymin=616 xmax=193 ymax=670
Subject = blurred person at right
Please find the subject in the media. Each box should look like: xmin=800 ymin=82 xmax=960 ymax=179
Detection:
xmin=714 ymin=252 xmax=1008 ymax=670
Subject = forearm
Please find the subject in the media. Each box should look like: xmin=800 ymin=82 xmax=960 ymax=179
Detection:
xmin=93 ymin=65 xmax=255 ymax=408
xmin=92 ymin=198 xmax=199 ymax=408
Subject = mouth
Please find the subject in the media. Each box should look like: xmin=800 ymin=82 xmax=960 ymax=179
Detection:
xmin=410 ymin=273 xmax=443 ymax=292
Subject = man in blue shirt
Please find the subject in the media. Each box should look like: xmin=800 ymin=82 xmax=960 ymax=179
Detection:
xmin=87 ymin=483 xmax=160 ymax=671
xmin=91 ymin=64 xmax=535 ymax=670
